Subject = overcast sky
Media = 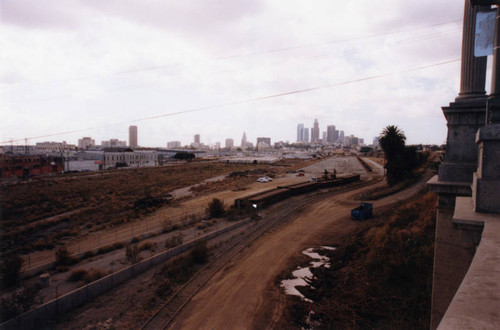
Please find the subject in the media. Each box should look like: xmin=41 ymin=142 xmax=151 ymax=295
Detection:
xmin=0 ymin=1 xmax=477 ymax=147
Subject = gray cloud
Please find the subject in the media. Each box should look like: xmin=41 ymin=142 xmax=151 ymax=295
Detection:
xmin=0 ymin=0 xmax=86 ymax=29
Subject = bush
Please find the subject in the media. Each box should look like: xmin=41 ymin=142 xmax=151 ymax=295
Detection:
xmin=84 ymin=269 xmax=105 ymax=283
xmin=206 ymin=198 xmax=226 ymax=218
xmin=0 ymin=254 xmax=23 ymax=288
xmin=55 ymin=246 xmax=77 ymax=266
xmin=162 ymin=219 xmax=173 ymax=233
xmin=155 ymin=279 xmax=172 ymax=297
xmin=68 ymin=269 xmax=88 ymax=282
xmin=191 ymin=240 xmax=209 ymax=263
xmin=126 ymin=243 xmax=140 ymax=264
xmin=165 ymin=233 xmax=184 ymax=249
xmin=0 ymin=281 xmax=42 ymax=322
xmin=139 ymin=241 xmax=157 ymax=252
xmin=81 ymin=251 xmax=94 ymax=260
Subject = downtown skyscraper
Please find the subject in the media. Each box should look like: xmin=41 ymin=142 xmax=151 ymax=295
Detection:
xmin=311 ymin=119 xmax=320 ymax=143
xmin=297 ymin=123 xmax=304 ymax=142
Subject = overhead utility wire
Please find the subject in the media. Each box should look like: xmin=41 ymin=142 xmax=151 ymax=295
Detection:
xmin=0 ymin=19 xmax=461 ymax=88
xmin=2 ymin=58 xmax=459 ymax=144
xmin=4 ymin=27 xmax=461 ymax=106
xmin=217 ymin=19 xmax=462 ymax=59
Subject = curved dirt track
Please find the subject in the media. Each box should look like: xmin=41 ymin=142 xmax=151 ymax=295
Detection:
xmin=168 ymin=171 xmax=433 ymax=329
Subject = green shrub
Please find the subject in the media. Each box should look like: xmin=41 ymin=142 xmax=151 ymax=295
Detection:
xmin=206 ymin=198 xmax=226 ymax=218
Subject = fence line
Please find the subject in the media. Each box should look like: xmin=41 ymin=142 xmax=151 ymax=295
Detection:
xmin=21 ymin=206 xmax=209 ymax=277
xmin=1 ymin=217 xmax=252 ymax=330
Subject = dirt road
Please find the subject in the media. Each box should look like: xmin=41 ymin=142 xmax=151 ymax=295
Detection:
xmin=169 ymin=171 xmax=433 ymax=329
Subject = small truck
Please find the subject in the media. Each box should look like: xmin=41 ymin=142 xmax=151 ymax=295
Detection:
xmin=351 ymin=202 xmax=373 ymax=220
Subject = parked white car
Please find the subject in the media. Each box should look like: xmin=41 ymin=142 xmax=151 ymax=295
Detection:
xmin=257 ymin=176 xmax=273 ymax=182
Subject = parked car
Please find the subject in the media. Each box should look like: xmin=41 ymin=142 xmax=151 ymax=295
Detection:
xmin=310 ymin=177 xmax=317 ymax=182
xmin=297 ymin=173 xmax=305 ymax=177
xmin=257 ymin=176 xmax=272 ymax=182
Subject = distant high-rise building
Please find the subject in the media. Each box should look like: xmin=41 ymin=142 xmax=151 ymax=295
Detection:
xmin=303 ymin=128 xmax=310 ymax=143
xmin=372 ymin=136 xmax=379 ymax=146
xmin=297 ymin=123 xmax=304 ymax=142
xmin=78 ymin=137 xmax=95 ymax=149
xmin=311 ymin=119 xmax=320 ymax=143
xmin=167 ymin=141 xmax=181 ymax=148
xmin=339 ymin=130 xmax=345 ymax=144
xmin=225 ymin=138 xmax=234 ymax=149
xmin=102 ymin=139 xmax=127 ymax=147
xmin=241 ymin=132 xmax=247 ymax=148
xmin=326 ymin=125 xmax=336 ymax=143
xmin=256 ymin=137 xmax=271 ymax=147
xmin=194 ymin=134 xmax=200 ymax=144
xmin=129 ymin=126 xmax=138 ymax=148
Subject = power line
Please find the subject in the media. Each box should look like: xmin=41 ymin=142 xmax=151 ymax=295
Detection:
xmin=1 ymin=58 xmax=459 ymax=144
xmin=0 ymin=19 xmax=461 ymax=88
xmin=3 ymin=27 xmax=461 ymax=106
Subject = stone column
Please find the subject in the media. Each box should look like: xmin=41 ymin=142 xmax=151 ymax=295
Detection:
xmin=438 ymin=0 xmax=488 ymax=183
xmin=428 ymin=1 xmax=487 ymax=328
xmin=473 ymin=3 xmax=500 ymax=213
xmin=458 ymin=0 xmax=488 ymax=99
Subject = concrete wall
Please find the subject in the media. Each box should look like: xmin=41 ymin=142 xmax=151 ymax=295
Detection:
xmin=430 ymin=202 xmax=476 ymax=329
xmin=438 ymin=198 xmax=500 ymax=329
xmin=0 ymin=218 xmax=252 ymax=330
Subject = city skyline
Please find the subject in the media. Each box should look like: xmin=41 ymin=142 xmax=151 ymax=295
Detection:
xmin=1 ymin=1 xmax=466 ymax=147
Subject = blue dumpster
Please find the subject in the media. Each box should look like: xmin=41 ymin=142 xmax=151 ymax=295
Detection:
xmin=351 ymin=202 xmax=373 ymax=220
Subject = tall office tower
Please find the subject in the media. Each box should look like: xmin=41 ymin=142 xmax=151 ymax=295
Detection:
xmin=311 ymin=119 xmax=320 ymax=143
xmin=225 ymin=138 xmax=234 ymax=149
xmin=297 ymin=123 xmax=304 ymax=142
xmin=194 ymin=134 xmax=200 ymax=144
xmin=241 ymin=132 xmax=247 ymax=147
xmin=322 ymin=132 xmax=327 ymax=142
xmin=303 ymin=128 xmax=310 ymax=143
xmin=326 ymin=125 xmax=336 ymax=143
xmin=129 ymin=126 xmax=138 ymax=148
xmin=339 ymin=130 xmax=345 ymax=144
xmin=334 ymin=130 xmax=339 ymax=142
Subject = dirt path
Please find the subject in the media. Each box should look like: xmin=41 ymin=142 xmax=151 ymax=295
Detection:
xmin=169 ymin=171 xmax=433 ymax=329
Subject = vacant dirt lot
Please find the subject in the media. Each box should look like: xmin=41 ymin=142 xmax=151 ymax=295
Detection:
xmin=1 ymin=159 xmax=316 ymax=257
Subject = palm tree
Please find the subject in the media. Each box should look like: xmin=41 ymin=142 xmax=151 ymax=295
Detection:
xmin=379 ymin=125 xmax=406 ymax=162
xmin=379 ymin=125 xmax=407 ymax=185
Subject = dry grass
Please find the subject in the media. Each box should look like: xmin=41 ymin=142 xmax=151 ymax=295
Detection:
xmin=0 ymin=162 xmax=277 ymax=254
xmin=281 ymin=192 xmax=437 ymax=329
